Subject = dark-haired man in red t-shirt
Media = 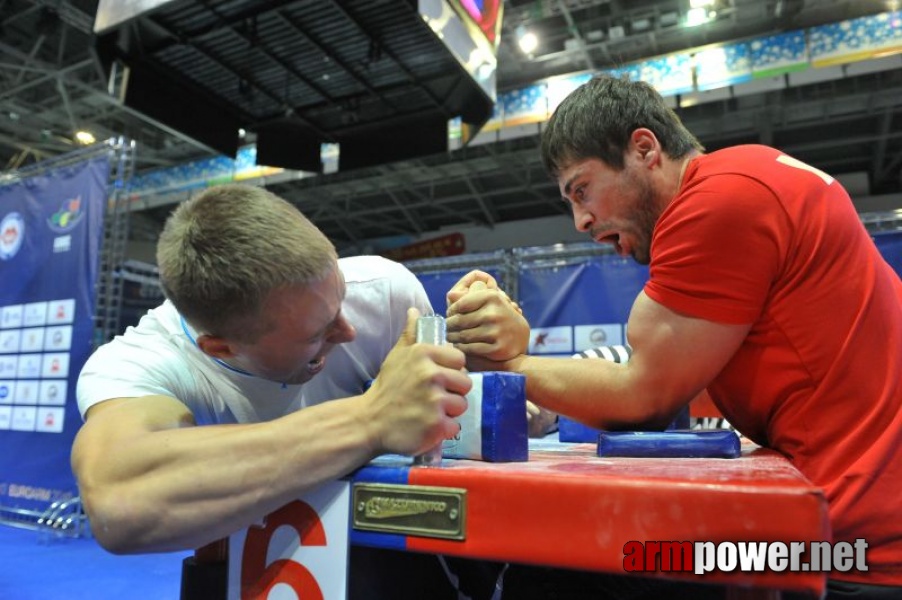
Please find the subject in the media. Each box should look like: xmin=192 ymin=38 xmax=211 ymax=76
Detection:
xmin=448 ymin=74 xmax=902 ymax=598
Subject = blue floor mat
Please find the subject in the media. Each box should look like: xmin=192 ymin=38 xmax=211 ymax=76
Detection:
xmin=0 ymin=525 xmax=191 ymax=599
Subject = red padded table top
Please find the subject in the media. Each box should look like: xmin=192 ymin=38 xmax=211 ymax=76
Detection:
xmin=352 ymin=439 xmax=830 ymax=596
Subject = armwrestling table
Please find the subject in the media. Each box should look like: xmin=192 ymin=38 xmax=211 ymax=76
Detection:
xmin=186 ymin=439 xmax=829 ymax=599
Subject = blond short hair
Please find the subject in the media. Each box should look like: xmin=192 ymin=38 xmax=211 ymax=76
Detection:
xmin=156 ymin=184 xmax=337 ymax=341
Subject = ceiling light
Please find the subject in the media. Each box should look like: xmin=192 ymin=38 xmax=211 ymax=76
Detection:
xmin=75 ymin=131 xmax=95 ymax=145
xmin=516 ymin=25 xmax=538 ymax=55
xmin=686 ymin=7 xmax=713 ymax=27
xmin=690 ymin=0 xmax=715 ymax=7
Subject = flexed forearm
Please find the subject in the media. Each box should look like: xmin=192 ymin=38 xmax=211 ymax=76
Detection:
xmin=72 ymin=394 xmax=381 ymax=554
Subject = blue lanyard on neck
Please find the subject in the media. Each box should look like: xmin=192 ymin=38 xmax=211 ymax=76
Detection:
xmin=180 ymin=316 xmax=290 ymax=389
xmin=180 ymin=316 xmax=256 ymax=378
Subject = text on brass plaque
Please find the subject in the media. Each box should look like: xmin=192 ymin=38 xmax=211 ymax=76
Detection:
xmin=352 ymin=483 xmax=466 ymax=540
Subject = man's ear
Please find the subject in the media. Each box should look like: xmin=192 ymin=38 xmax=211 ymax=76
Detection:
xmin=631 ymin=128 xmax=659 ymax=166
xmin=196 ymin=334 xmax=235 ymax=360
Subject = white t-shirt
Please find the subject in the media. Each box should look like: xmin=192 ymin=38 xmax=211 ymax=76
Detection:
xmin=76 ymin=256 xmax=432 ymax=424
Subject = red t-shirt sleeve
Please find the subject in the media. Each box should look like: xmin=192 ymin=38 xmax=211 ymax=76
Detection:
xmin=644 ymin=172 xmax=789 ymax=324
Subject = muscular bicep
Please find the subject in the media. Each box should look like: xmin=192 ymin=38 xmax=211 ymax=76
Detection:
xmin=83 ymin=395 xmax=196 ymax=431
xmin=625 ymin=291 xmax=750 ymax=417
xmin=73 ymin=396 xmax=196 ymax=472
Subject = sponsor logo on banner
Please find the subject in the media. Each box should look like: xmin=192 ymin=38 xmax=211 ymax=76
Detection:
xmin=36 ymin=407 xmax=64 ymax=433
xmin=574 ymin=323 xmax=624 ymax=349
xmin=23 ymin=302 xmax=48 ymax=327
xmin=47 ymin=196 xmax=84 ymax=233
xmin=20 ymin=329 xmax=43 ymax=352
xmin=11 ymin=406 xmax=36 ymax=431
xmin=53 ymin=235 xmax=71 ymax=253
xmin=0 ymin=381 xmax=13 ymax=402
xmin=39 ymin=380 xmax=67 ymax=406
xmin=14 ymin=381 xmax=38 ymax=404
xmin=0 ymin=330 xmax=20 ymax=353
xmin=47 ymin=299 xmax=75 ymax=325
xmin=529 ymin=326 xmax=573 ymax=354
xmin=1 ymin=305 xmax=24 ymax=328
xmin=0 ymin=212 xmax=25 ymax=260
xmin=0 ymin=357 xmax=17 ymax=378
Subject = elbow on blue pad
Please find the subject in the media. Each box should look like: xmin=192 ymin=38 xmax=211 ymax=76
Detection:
xmin=596 ymin=430 xmax=741 ymax=459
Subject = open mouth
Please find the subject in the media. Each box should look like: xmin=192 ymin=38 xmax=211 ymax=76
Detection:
xmin=306 ymin=356 xmax=326 ymax=375
xmin=594 ymin=231 xmax=622 ymax=250
xmin=594 ymin=232 xmax=629 ymax=257
xmin=595 ymin=233 xmax=619 ymax=246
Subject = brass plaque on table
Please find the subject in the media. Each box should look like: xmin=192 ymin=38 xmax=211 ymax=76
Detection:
xmin=352 ymin=483 xmax=466 ymax=540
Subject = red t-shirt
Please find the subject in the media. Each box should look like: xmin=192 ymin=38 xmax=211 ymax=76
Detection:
xmin=645 ymin=145 xmax=902 ymax=585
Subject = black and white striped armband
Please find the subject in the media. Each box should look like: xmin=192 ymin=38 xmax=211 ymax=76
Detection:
xmin=572 ymin=344 xmax=632 ymax=362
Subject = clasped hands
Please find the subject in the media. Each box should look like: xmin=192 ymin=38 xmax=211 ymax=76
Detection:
xmin=444 ymin=270 xmax=530 ymax=369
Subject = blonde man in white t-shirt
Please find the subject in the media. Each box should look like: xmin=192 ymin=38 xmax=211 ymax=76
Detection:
xmin=72 ymin=184 xmax=528 ymax=561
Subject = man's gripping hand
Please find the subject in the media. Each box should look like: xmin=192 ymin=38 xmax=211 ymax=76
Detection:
xmin=362 ymin=308 xmax=470 ymax=456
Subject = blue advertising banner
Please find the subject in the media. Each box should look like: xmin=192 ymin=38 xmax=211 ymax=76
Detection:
xmin=518 ymin=254 xmax=649 ymax=356
xmin=0 ymin=155 xmax=109 ymax=512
